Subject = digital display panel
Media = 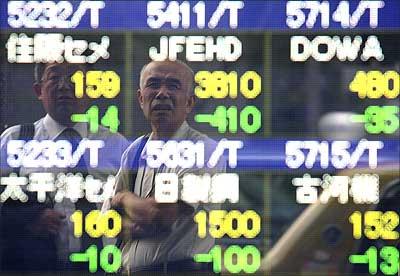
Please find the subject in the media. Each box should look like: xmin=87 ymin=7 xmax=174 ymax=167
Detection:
xmin=0 ymin=1 xmax=399 ymax=275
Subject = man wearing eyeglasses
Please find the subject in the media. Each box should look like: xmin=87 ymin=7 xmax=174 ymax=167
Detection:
xmin=0 ymin=63 xmax=128 ymax=272
xmin=104 ymin=60 xmax=226 ymax=275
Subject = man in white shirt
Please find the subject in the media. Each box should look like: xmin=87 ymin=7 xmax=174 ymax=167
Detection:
xmin=0 ymin=63 xmax=129 ymax=272
xmin=106 ymin=60 xmax=225 ymax=274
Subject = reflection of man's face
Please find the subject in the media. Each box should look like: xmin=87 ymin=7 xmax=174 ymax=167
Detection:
xmin=35 ymin=63 xmax=89 ymax=126
xmin=138 ymin=61 xmax=194 ymax=133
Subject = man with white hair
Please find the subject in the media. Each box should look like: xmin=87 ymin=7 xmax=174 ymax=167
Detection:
xmin=106 ymin=60 xmax=225 ymax=274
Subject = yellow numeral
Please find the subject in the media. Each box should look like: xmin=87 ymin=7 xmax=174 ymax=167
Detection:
xmin=70 ymin=210 xmax=83 ymax=238
xmin=384 ymin=71 xmax=400 ymax=99
xmin=349 ymin=71 xmax=399 ymax=99
xmin=72 ymin=71 xmax=121 ymax=99
xmin=380 ymin=211 xmax=399 ymax=240
xmin=366 ymin=71 xmax=384 ymax=98
xmin=240 ymin=71 xmax=261 ymax=99
xmin=194 ymin=210 xmax=261 ymax=239
xmin=194 ymin=71 xmax=261 ymax=99
xmin=71 ymin=210 xmax=122 ymax=238
xmin=194 ymin=210 xmax=207 ymax=238
xmin=349 ymin=71 xmax=367 ymax=98
xmin=349 ymin=211 xmax=399 ymax=240
xmin=349 ymin=211 xmax=362 ymax=239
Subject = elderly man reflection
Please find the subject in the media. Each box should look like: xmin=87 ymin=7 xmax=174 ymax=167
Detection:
xmin=106 ymin=60 xmax=225 ymax=275
xmin=0 ymin=63 xmax=128 ymax=272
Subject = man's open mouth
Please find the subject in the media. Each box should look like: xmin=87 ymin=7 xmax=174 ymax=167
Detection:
xmin=152 ymin=104 xmax=173 ymax=111
xmin=57 ymin=95 xmax=75 ymax=101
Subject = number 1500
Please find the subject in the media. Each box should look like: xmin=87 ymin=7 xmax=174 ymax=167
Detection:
xmin=194 ymin=210 xmax=261 ymax=239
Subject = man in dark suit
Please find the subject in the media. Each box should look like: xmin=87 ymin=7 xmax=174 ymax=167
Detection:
xmin=0 ymin=63 xmax=128 ymax=272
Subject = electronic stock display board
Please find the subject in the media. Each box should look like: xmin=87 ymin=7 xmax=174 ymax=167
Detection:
xmin=0 ymin=1 xmax=399 ymax=275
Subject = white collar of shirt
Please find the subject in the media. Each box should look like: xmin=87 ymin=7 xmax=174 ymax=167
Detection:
xmin=43 ymin=114 xmax=88 ymax=140
xmin=147 ymin=120 xmax=190 ymax=141
xmin=142 ymin=121 xmax=190 ymax=160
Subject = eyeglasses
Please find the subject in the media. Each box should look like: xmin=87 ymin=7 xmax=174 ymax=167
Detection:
xmin=41 ymin=75 xmax=72 ymax=85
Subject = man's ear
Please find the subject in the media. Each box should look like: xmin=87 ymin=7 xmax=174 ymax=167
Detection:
xmin=186 ymin=95 xmax=195 ymax=114
xmin=33 ymin=82 xmax=42 ymax=99
xmin=137 ymin=89 xmax=144 ymax=109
